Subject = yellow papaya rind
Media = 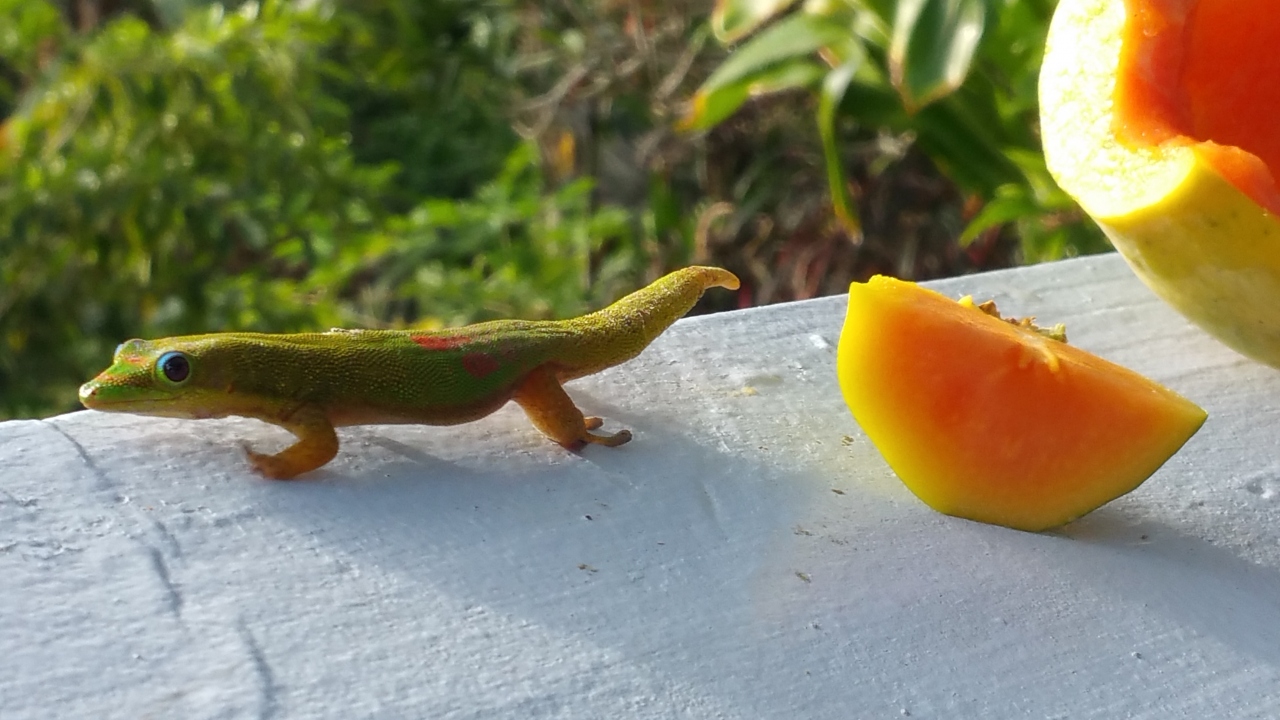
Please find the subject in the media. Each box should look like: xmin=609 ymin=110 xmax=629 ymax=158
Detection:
xmin=1040 ymin=0 xmax=1280 ymax=367
xmin=838 ymin=277 xmax=1208 ymax=532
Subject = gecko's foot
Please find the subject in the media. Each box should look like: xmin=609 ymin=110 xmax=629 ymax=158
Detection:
xmin=561 ymin=420 xmax=632 ymax=451
xmin=582 ymin=422 xmax=632 ymax=448
xmin=241 ymin=443 xmax=307 ymax=481
xmin=513 ymin=370 xmax=635 ymax=452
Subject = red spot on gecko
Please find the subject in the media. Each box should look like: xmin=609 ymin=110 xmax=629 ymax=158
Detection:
xmin=461 ymin=352 xmax=502 ymax=379
xmin=411 ymin=334 xmax=468 ymax=351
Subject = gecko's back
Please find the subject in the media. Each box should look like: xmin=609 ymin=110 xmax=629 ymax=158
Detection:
xmin=109 ymin=322 xmax=581 ymax=427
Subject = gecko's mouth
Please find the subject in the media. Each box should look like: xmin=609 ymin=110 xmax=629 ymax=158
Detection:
xmin=79 ymin=389 xmax=133 ymax=411
xmin=79 ymin=380 xmax=171 ymax=413
xmin=80 ymin=379 xmax=234 ymax=420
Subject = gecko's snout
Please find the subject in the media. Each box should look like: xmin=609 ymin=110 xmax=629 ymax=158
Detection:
xmin=79 ymin=381 xmax=101 ymax=408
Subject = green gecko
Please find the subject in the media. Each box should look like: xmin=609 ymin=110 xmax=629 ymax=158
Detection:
xmin=80 ymin=266 xmax=739 ymax=480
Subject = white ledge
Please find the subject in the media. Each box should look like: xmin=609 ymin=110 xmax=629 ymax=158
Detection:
xmin=5 ymin=253 xmax=1280 ymax=718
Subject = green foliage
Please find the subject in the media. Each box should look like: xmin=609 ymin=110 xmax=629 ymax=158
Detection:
xmin=0 ymin=0 xmax=1110 ymax=419
xmin=325 ymin=0 xmax=521 ymax=204
xmin=311 ymin=142 xmax=641 ymax=329
xmin=686 ymin=0 xmax=1110 ymax=261
xmin=3 ymin=1 xmax=365 ymax=415
xmin=0 ymin=0 xmax=643 ymax=418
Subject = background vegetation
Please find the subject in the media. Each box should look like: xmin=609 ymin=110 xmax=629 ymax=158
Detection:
xmin=0 ymin=0 xmax=1108 ymax=418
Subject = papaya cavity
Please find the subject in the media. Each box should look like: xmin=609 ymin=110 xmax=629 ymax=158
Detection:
xmin=1114 ymin=0 xmax=1280 ymax=215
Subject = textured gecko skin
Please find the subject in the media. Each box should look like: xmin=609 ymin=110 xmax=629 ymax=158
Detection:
xmin=80 ymin=266 xmax=739 ymax=479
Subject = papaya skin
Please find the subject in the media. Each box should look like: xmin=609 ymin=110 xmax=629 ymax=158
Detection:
xmin=837 ymin=276 xmax=1206 ymax=532
xmin=1040 ymin=0 xmax=1280 ymax=368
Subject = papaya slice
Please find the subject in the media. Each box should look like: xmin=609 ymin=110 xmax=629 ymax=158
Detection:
xmin=1040 ymin=0 xmax=1280 ymax=367
xmin=837 ymin=276 xmax=1207 ymax=532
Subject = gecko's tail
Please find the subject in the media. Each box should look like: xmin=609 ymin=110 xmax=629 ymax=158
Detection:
xmin=554 ymin=266 xmax=740 ymax=380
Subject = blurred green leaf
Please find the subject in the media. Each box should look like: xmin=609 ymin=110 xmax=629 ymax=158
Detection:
xmin=959 ymin=183 xmax=1038 ymax=245
xmin=680 ymin=59 xmax=826 ymax=131
xmin=889 ymin=0 xmax=987 ymax=112
xmin=699 ymin=12 xmax=851 ymax=93
xmin=818 ymin=44 xmax=865 ymax=234
xmin=912 ymin=95 xmax=1021 ymax=193
xmin=0 ymin=0 xmax=65 ymax=117
xmin=712 ymin=0 xmax=803 ymax=43
xmin=851 ymin=0 xmax=896 ymax=25
xmin=681 ymin=12 xmax=850 ymax=131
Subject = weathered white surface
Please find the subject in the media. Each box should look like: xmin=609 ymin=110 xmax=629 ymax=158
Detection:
xmin=5 ymin=253 xmax=1280 ymax=719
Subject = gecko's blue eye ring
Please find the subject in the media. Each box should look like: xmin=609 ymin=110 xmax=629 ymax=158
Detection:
xmin=157 ymin=351 xmax=191 ymax=384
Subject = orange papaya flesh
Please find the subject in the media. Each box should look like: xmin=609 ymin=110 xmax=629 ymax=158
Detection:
xmin=1114 ymin=0 xmax=1280 ymax=215
xmin=837 ymin=276 xmax=1207 ymax=532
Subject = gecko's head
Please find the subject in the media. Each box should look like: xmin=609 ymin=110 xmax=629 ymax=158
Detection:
xmin=79 ymin=337 xmax=230 ymax=418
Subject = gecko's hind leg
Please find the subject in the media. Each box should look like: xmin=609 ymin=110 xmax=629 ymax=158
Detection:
xmin=513 ymin=367 xmax=632 ymax=450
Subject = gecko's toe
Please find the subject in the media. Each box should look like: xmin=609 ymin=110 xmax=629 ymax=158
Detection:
xmin=585 ymin=428 xmax=632 ymax=448
xmin=559 ymin=424 xmax=632 ymax=451
xmin=242 ymin=444 xmax=305 ymax=480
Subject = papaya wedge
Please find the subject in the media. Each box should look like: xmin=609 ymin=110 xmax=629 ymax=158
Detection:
xmin=837 ymin=276 xmax=1206 ymax=532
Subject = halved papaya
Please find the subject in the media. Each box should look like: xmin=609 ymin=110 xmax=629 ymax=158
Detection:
xmin=837 ymin=276 xmax=1207 ymax=532
xmin=1040 ymin=0 xmax=1280 ymax=367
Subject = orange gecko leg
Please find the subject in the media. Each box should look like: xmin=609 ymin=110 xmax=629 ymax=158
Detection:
xmin=242 ymin=403 xmax=339 ymax=480
xmin=512 ymin=366 xmax=632 ymax=450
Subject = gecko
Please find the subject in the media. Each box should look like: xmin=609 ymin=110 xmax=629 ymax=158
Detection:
xmin=79 ymin=266 xmax=739 ymax=479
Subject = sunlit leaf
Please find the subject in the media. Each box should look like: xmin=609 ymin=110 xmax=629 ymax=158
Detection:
xmin=817 ymin=42 xmax=866 ymax=235
xmin=711 ymin=0 xmax=803 ymax=44
xmin=707 ymin=13 xmax=851 ymax=93
xmin=681 ymin=13 xmax=849 ymax=131
xmin=889 ymin=0 xmax=987 ymax=112
xmin=680 ymin=59 xmax=825 ymax=131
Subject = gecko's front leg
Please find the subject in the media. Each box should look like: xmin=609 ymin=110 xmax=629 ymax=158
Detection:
xmin=242 ymin=402 xmax=339 ymax=480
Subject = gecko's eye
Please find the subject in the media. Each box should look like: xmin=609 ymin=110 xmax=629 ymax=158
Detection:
xmin=156 ymin=351 xmax=191 ymax=385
